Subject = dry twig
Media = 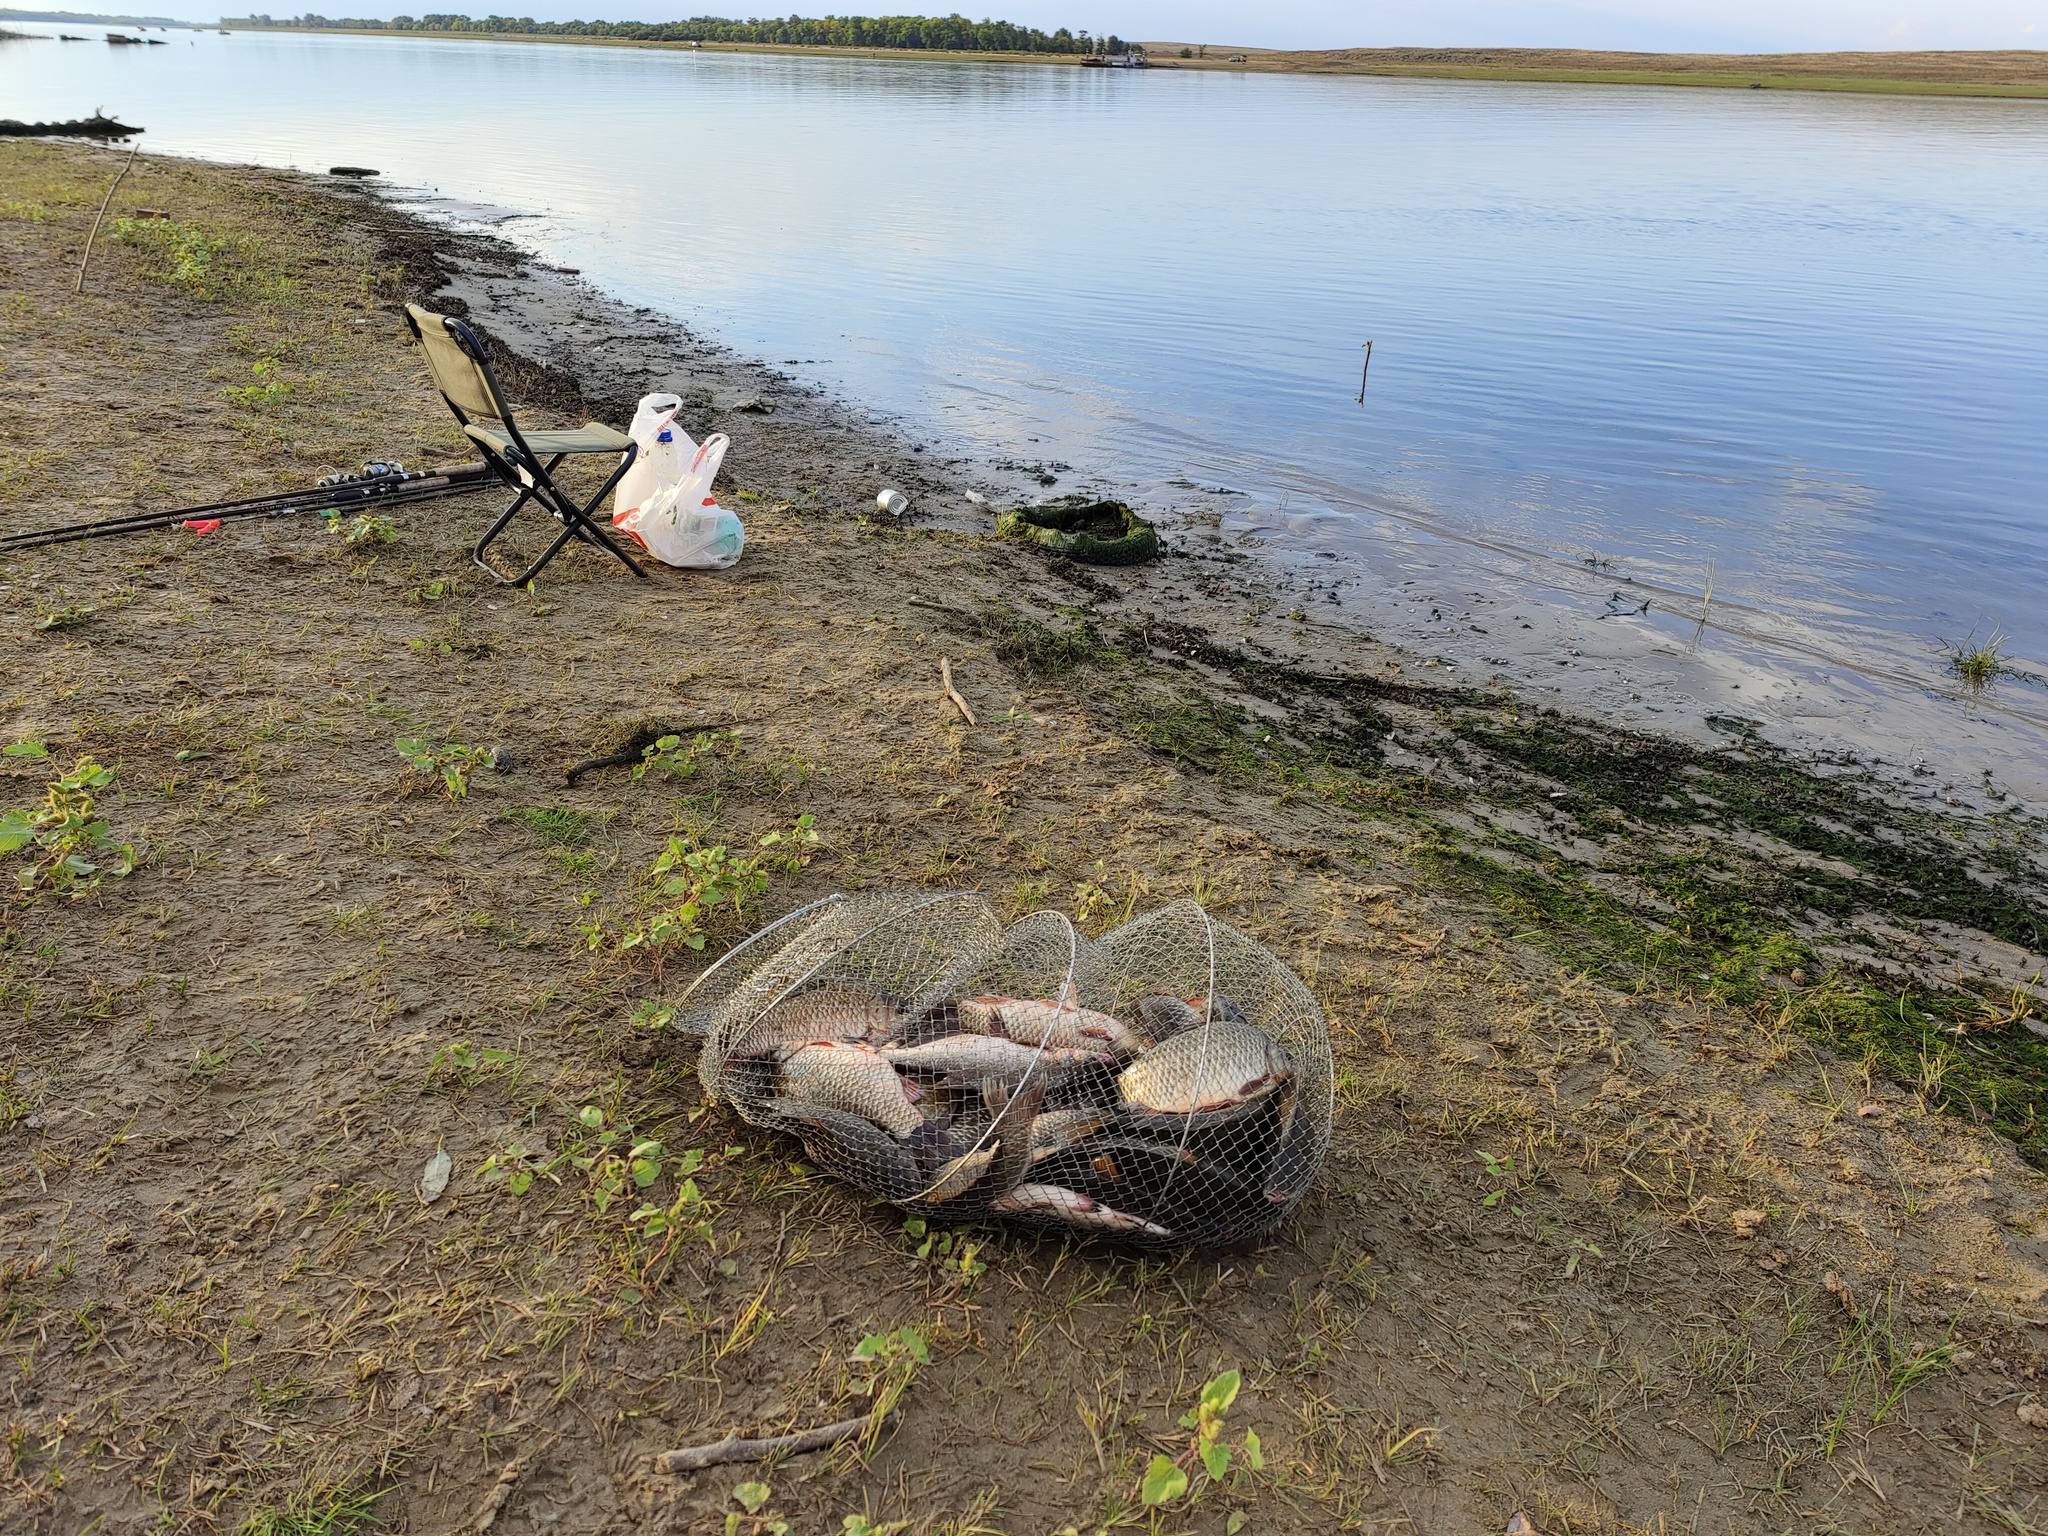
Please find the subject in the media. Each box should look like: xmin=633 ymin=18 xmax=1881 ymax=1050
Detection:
xmin=940 ymin=656 xmax=976 ymax=726
xmin=651 ymin=1411 xmax=896 ymax=1474
xmin=75 ymin=143 xmax=141 ymax=295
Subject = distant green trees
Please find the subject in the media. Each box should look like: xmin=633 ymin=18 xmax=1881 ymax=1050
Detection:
xmin=226 ymin=12 xmax=1131 ymax=54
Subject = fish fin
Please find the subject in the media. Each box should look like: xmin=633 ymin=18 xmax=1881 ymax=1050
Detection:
xmin=904 ymin=999 xmax=963 ymax=1044
xmin=904 ymin=1116 xmax=958 ymax=1170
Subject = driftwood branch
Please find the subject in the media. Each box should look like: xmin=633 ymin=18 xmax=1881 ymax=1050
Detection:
xmin=75 ymin=143 xmax=140 ymax=295
xmin=939 ymin=656 xmax=976 ymax=726
xmin=651 ymin=1411 xmax=896 ymax=1474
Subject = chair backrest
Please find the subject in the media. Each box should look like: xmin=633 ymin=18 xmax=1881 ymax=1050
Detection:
xmin=405 ymin=303 xmax=510 ymax=426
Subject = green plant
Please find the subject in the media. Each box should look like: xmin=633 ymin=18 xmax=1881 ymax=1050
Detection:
xmin=618 ymin=815 xmax=818 ymax=953
xmin=1071 ymin=858 xmax=1147 ymax=935
xmin=115 ymin=216 xmax=227 ymax=289
xmin=632 ymin=728 xmax=736 ymax=783
xmin=1141 ymin=1369 xmax=1264 ymax=1508
xmin=849 ymin=1325 xmax=930 ymax=1428
xmin=1943 ymin=627 xmax=2008 ymax=693
xmin=476 ymin=1106 xmax=714 ymax=1280
xmin=1475 ymin=1149 xmax=1516 ymax=1207
xmin=629 ymin=1000 xmax=675 ymax=1031
xmin=1 ymin=756 xmax=137 ymax=898
xmin=395 ymin=736 xmax=487 ymax=799
xmin=427 ymin=1039 xmax=515 ymax=1089
xmin=901 ymin=1218 xmax=986 ymax=1289
xmin=331 ymin=512 xmax=398 ymax=547
xmin=221 ymin=355 xmax=291 ymax=410
xmin=238 ymin=1483 xmax=384 ymax=1535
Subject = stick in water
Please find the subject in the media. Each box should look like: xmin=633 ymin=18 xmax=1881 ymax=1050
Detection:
xmin=75 ymin=142 xmax=141 ymax=295
xmin=1357 ymin=340 xmax=1373 ymax=404
xmin=940 ymin=656 xmax=976 ymax=726
xmin=651 ymin=1411 xmax=894 ymax=1474
xmin=1688 ymin=558 xmax=1716 ymax=653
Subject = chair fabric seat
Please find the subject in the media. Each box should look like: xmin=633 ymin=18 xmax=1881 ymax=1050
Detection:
xmin=465 ymin=421 xmax=632 ymax=457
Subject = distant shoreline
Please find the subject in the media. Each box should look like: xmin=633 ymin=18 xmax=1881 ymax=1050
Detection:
xmin=196 ymin=26 xmax=2048 ymax=99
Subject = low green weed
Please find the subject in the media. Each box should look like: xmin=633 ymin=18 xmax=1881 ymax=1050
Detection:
xmin=1139 ymin=1369 xmax=1263 ymax=1508
xmin=477 ymin=1105 xmax=718 ymax=1284
xmin=616 ymin=814 xmax=819 ymax=954
xmin=900 ymin=1217 xmax=987 ymax=1292
xmin=632 ymin=728 xmax=737 ymax=783
xmin=221 ymin=355 xmax=291 ymax=411
xmin=115 ymin=216 xmax=227 ymax=290
xmin=1 ymin=749 xmax=137 ymax=899
xmin=395 ymin=736 xmax=487 ymax=799
xmin=849 ymin=1325 xmax=930 ymax=1436
xmin=331 ymin=512 xmax=397 ymax=547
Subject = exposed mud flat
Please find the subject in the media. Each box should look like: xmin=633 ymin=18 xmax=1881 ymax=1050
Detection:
xmin=2 ymin=141 xmax=2047 ymax=1535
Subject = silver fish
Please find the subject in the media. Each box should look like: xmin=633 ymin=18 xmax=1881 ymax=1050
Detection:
xmin=735 ymin=987 xmax=903 ymax=1058
xmin=1027 ymin=1108 xmax=1112 ymax=1164
xmin=921 ymin=1143 xmax=997 ymax=1202
xmin=958 ymin=991 xmax=1141 ymax=1058
xmin=992 ymin=1182 xmax=1173 ymax=1237
xmin=765 ymin=1099 xmax=923 ymax=1201
xmin=1135 ymin=993 xmax=1203 ymax=1041
xmin=777 ymin=1039 xmax=925 ymax=1140
xmin=1117 ymin=1018 xmax=1291 ymax=1118
xmin=882 ymin=1034 xmax=1111 ymax=1081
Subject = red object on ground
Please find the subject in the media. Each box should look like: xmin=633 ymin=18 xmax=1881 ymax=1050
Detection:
xmin=179 ymin=519 xmax=222 ymax=535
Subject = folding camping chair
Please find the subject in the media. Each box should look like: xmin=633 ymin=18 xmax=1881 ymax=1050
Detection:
xmin=404 ymin=303 xmax=648 ymax=586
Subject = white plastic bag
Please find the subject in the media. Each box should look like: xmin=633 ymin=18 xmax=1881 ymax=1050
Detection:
xmin=611 ymin=393 xmax=746 ymax=570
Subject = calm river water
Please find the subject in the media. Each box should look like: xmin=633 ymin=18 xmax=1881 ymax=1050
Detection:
xmin=6 ymin=28 xmax=2047 ymax=787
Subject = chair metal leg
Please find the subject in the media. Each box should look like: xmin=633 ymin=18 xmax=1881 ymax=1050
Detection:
xmin=472 ymin=446 xmax=648 ymax=586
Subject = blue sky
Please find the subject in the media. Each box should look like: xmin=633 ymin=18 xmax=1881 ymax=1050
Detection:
xmin=130 ymin=1 xmax=2045 ymax=50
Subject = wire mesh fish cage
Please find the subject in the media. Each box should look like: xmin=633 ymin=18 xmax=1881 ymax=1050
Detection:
xmin=675 ymin=892 xmax=1331 ymax=1250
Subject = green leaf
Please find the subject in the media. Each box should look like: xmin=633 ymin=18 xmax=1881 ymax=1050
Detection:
xmin=3 ymin=741 xmax=48 ymax=758
xmin=1201 ymin=1370 xmax=1242 ymax=1418
xmin=1140 ymin=1456 xmax=1187 ymax=1506
xmin=1200 ymin=1440 xmax=1232 ymax=1480
xmin=852 ymin=1333 xmax=887 ymax=1361
xmin=578 ymin=1105 xmax=605 ymax=1129
xmin=1242 ymin=1429 xmax=1263 ymax=1471
xmin=1226 ymin=1512 xmax=1248 ymax=1535
xmin=732 ymin=1480 xmax=771 ymax=1514
xmin=507 ymin=1171 xmax=533 ymax=1195
xmin=0 ymin=811 xmax=35 ymax=856
xmin=900 ymin=1327 xmax=930 ymax=1365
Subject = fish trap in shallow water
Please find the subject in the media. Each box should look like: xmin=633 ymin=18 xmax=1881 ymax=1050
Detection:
xmin=674 ymin=893 xmax=1331 ymax=1250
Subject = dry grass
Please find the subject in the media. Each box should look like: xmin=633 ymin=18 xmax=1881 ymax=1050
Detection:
xmin=1 ymin=139 xmax=2046 ymax=1535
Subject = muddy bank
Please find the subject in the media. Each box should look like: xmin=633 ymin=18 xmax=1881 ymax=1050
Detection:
xmin=3 ymin=140 xmax=2048 ymax=1536
xmin=374 ymin=171 xmax=2048 ymax=1148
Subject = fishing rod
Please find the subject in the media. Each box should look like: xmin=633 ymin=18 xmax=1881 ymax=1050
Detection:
xmin=0 ymin=462 xmax=495 ymax=554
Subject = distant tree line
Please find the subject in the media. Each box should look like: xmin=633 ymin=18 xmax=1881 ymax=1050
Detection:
xmin=223 ymin=12 xmax=1132 ymax=53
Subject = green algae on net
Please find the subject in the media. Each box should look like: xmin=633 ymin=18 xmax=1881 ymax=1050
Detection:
xmin=995 ymin=497 xmax=1159 ymax=566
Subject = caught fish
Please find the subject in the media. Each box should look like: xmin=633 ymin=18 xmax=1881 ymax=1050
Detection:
xmin=765 ymin=1099 xmax=923 ymax=1201
xmin=1027 ymin=1107 xmax=1112 ymax=1164
xmin=957 ymin=988 xmax=1141 ymax=1058
xmin=1188 ymin=993 xmax=1251 ymax=1025
xmin=1135 ymin=993 xmax=1202 ymax=1041
xmin=1118 ymin=1018 xmax=1292 ymax=1120
xmin=1262 ymin=1085 xmax=1318 ymax=1205
xmin=992 ymin=1182 xmax=1173 ymax=1237
xmin=920 ymin=1143 xmax=997 ymax=1202
xmin=778 ymin=1039 xmax=926 ymax=1140
xmin=735 ymin=987 xmax=903 ymax=1058
xmin=883 ymin=1034 xmax=1112 ymax=1081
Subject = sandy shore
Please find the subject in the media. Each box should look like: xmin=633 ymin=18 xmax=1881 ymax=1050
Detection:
xmin=3 ymin=140 xmax=2047 ymax=1534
